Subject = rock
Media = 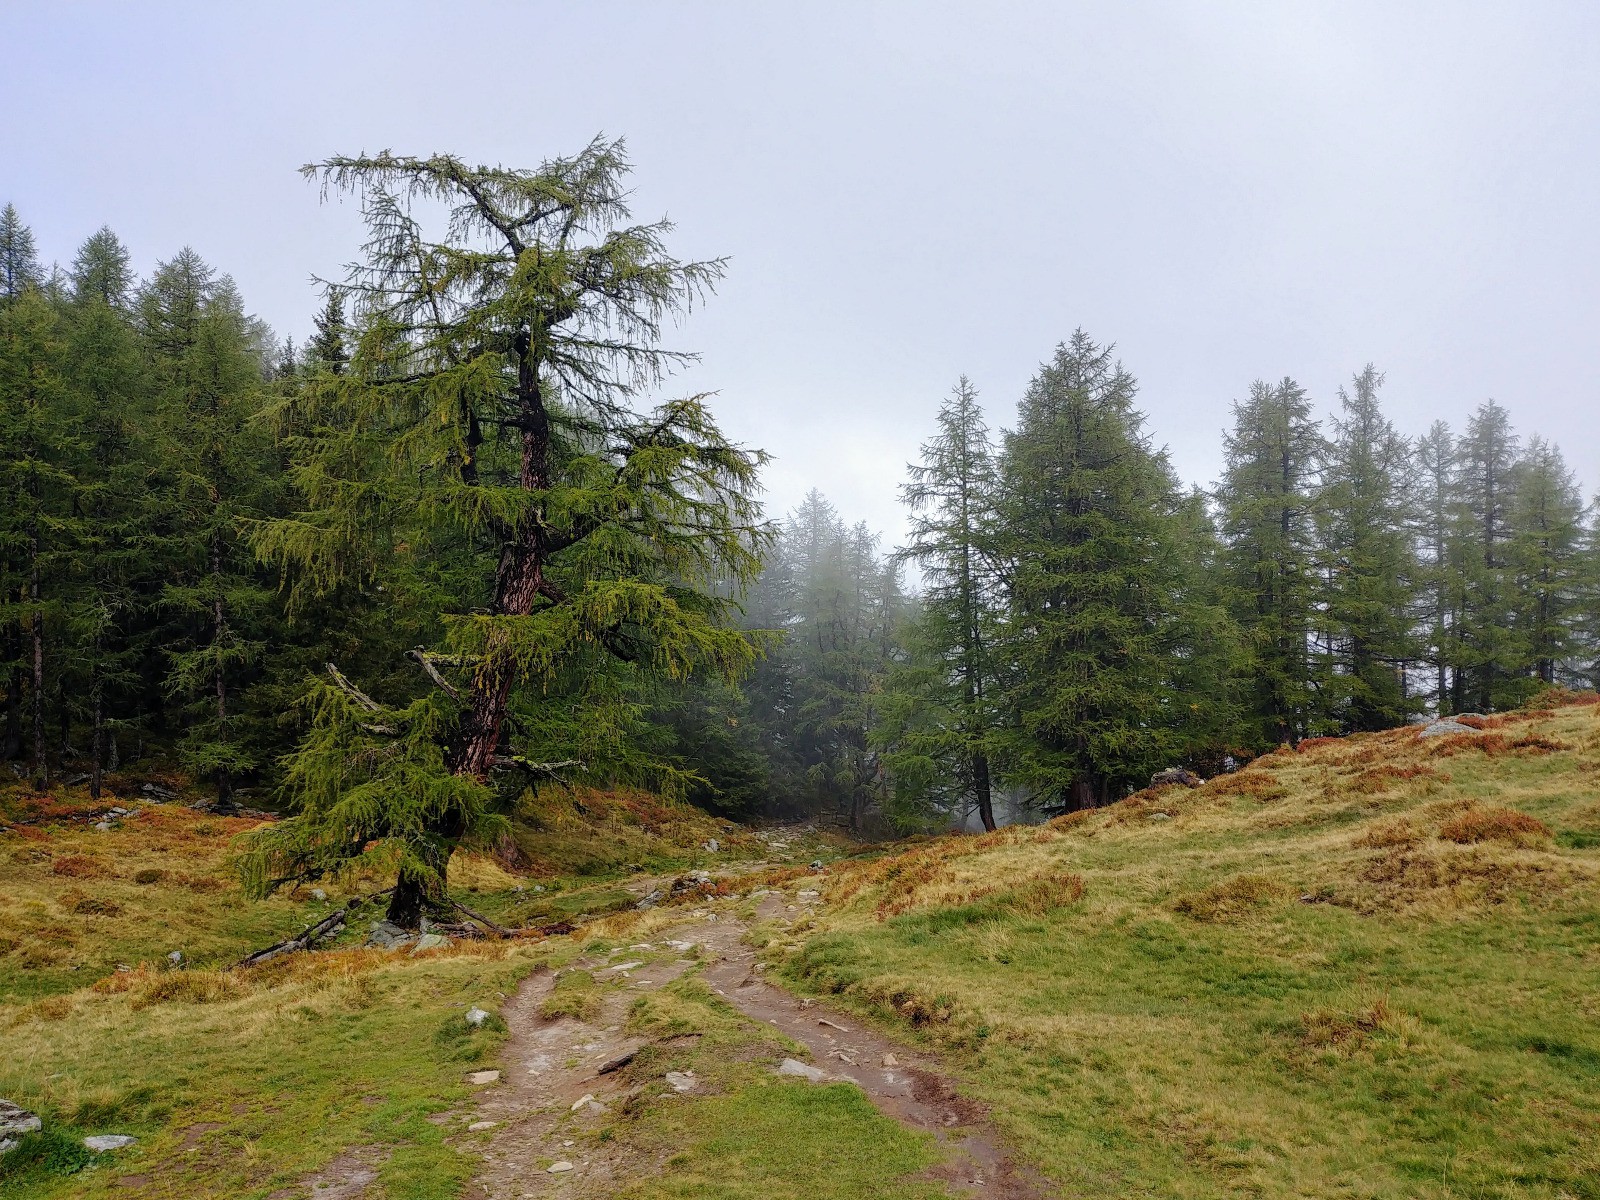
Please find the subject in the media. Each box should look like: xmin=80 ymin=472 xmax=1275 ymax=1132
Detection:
xmin=84 ymin=1134 xmax=137 ymax=1152
xmin=636 ymin=889 xmax=663 ymax=910
xmin=797 ymin=889 xmax=820 ymax=900
xmin=664 ymin=1071 xmax=697 ymax=1092
xmin=166 ymin=950 xmax=183 ymax=965
xmin=1148 ymin=812 xmax=1172 ymax=822
xmin=0 ymin=1100 xmax=42 ymax=1153
xmin=1150 ymin=767 xmax=1201 ymax=788
xmin=571 ymin=1093 xmax=598 ymax=1110
xmin=93 ymin=821 xmax=113 ymax=832
xmin=140 ymin=782 xmax=178 ymax=800
xmin=597 ymin=1050 xmax=637 ymax=1075
xmin=467 ymin=1120 xmax=497 ymax=1131
xmin=465 ymin=1070 xmax=500 ymax=1085
xmin=465 ymin=1006 xmax=490 ymax=1027
xmin=810 ymin=859 xmax=825 ymax=871
xmin=1418 ymin=718 xmax=1483 ymax=739
xmin=777 ymin=1058 xmax=825 ymax=1082
xmin=410 ymin=933 xmax=451 ymax=954
xmin=881 ymin=1053 xmax=899 ymax=1067
xmin=704 ymin=838 xmax=720 ymax=852
xmin=548 ymin=1161 xmax=574 ymax=1173
xmin=366 ymin=920 xmax=413 ymax=949
xmin=311 ymin=888 xmax=327 ymax=902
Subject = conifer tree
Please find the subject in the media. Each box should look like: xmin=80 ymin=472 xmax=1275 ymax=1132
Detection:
xmin=242 ymin=142 xmax=768 ymax=924
xmin=994 ymin=332 xmax=1188 ymax=809
xmin=307 ymin=287 xmax=349 ymax=374
xmin=0 ymin=204 xmax=41 ymax=302
xmin=0 ymin=288 xmax=73 ymax=785
xmin=1215 ymin=378 xmax=1323 ymax=744
xmin=1413 ymin=421 xmax=1457 ymax=712
xmin=1316 ymin=366 xmax=1418 ymax=730
xmin=71 ymin=227 xmax=133 ymax=308
xmin=1508 ymin=437 xmax=1585 ymax=685
xmin=876 ymin=378 xmax=1004 ymax=830
xmin=1452 ymin=400 xmax=1525 ymax=710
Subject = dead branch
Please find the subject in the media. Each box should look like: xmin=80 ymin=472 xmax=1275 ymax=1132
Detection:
xmin=406 ymin=648 xmax=461 ymax=702
xmin=325 ymin=663 xmax=396 ymax=733
xmin=449 ymin=898 xmax=511 ymax=937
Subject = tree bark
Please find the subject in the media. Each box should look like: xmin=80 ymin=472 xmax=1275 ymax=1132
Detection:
xmin=973 ymin=750 xmax=996 ymax=832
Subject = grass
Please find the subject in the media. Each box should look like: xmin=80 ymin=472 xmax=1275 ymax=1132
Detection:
xmin=770 ymin=698 xmax=1600 ymax=1198
xmin=598 ymin=976 xmax=953 ymax=1199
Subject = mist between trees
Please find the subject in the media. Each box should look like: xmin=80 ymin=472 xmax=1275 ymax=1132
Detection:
xmin=2 ymin=144 xmax=1597 ymax=874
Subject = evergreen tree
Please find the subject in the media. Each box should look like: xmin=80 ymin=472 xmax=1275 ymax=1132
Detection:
xmin=876 ymin=378 xmax=1004 ymax=830
xmin=0 ymin=288 xmax=74 ymax=785
xmin=1452 ymin=400 xmax=1525 ymax=710
xmin=1413 ymin=421 xmax=1457 ymax=712
xmin=0 ymin=204 xmax=41 ymax=302
xmin=994 ymin=331 xmax=1190 ymax=810
xmin=308 ymin=287 xmax=349 ymax=374
xmin=62 ymin=235 xmax=152 ymax=797
xmin=1508 ymin=437 xmax=1585 ymax=685
xmin=242 ymin=142 xmax=769 ymax=925
xmin=1215 ymin=377 xmax=1323 ymax=745
xmin=1316 ymin=366 xmax=1418 ymax=730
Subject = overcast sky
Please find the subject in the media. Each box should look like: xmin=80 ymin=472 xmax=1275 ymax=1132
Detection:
xmin=6 ymin=1 xmax=1598 ymax=541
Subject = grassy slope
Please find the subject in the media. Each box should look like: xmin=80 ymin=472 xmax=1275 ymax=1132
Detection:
xmin=773 ymin=700 xmax=1600 ymax=1199
xmin=0 ymin=782 xmax=866 ymax=1199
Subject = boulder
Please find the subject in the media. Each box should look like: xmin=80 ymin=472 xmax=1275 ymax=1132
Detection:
xmin=1418 ymin=718 xmax=1483 ymax=739
xmin=410 ymin=933 xmax=451 ymax=954
xmin=1150 ymin=767 xmax=1201 ymax=788
xmin=84 ymin=1134 xmax=137 ymax=1152
xmin=464 ymin=1006 xmax=490 ymax=1027
xmin=664 ymin=1071 xmax=697 ymax=1092
xmin=465 ymin=1070 xmax=500 ymax=1085
xmin=777 ymin=1058 xmax=825 ymax=1082
xmin=366 ymin=920 xmax=413 ymax=949
xmin=548 ymin=1161 xmax=574 ymax=1173
xmin=0 ymin=1100 xmax=42 ymax=1154
xmin=704 ymin=838 xmax=720 ymax=853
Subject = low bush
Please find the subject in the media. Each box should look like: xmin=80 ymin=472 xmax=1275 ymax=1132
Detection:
xmin=1438 ymin=807 xmax=1551 ymax=846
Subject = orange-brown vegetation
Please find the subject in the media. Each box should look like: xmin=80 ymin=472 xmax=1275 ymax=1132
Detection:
xmin=1437 ymin=806 xmax=1551 ymax=846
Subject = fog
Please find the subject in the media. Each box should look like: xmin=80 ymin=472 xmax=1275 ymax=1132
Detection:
xmin=6 ymin=0 xmax=1597 ymax=537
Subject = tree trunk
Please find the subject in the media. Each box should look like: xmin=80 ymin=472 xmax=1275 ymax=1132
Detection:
xmin=973 ymin=750 xmax=996 ymax=832
xmin=211 ymin=537 xmax=233 ymax=808
xmin=90 ymin=665 xmax=104 ymax=803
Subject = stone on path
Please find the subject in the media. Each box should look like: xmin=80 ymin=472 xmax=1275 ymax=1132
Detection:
xmin=84 ymin=1134 xmax=137 ymax=1152
xmin=777 ymin=1058 xmax=825 ymax=1082
xmin=548 ymin=1161 xmax=574 ymax=1173
xmin=664 ymin=1071 xmax=697 ymax=1092
xmin=465 ymin=1070 xmax=500 ymax=1085
xmin=467 ymin=1120 xmax=497 ymax=1132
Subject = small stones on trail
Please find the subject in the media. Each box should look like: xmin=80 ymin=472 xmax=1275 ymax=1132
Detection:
xmin=881 ymin=1053 xmax=899 ymax=1067
xmin=84 ymin=1135 xmax=137 ymax=1152
xmin=664 ymin=1071 xmax=697 ymax=1093
xmin=467 ymin=1120 xmax=498 ymax=1132
xmin=548 ymin=1160 xmax=574 ymax=1173
xmin=777 ymin=1058 xmax=825 ymax=1082
xmin=465 ymin=1070 xmax=500 ymax=1085
xmin=798 ymin=889 xmax=820 ymax=901
xmin=604 ymin=961 xmax=643 ymax=974
xmin=818 ymin=1018 xmax=850 ymax=1032
xmin=0 ymin=1100 xmax=42 ymax=1153
xmin=571 ymin=1093 xmax=598 ymax=1111
xmin=465 ymin=1006 xmax=490 ymax=1027
xmin=636 ymin=889 xmax=664 ymax=910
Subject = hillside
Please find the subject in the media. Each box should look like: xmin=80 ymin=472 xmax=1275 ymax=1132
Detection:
xmin=1 ymin=696 xmax=1596 ymax=1198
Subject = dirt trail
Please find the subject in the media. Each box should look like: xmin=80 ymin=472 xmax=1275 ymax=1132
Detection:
xmin=467 ymin=894 xmax=1053 ymax=1199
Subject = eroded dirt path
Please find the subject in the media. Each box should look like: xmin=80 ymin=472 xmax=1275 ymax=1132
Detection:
xmin=467 ymin=893 xmax=1053 ymax=1199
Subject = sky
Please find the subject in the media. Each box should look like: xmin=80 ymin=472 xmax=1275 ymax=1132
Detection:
xmin=5 ymin=1 xmax=1599 ymax=542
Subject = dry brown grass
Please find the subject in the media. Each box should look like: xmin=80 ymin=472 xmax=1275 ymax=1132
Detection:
xmin=1437 ymin=806 xmax=1552 ymax=846
xmin=1352 ymin=819 xmax=1421 ymax=849
xmin=1174 ymin=874 xmax=1286 ymax=922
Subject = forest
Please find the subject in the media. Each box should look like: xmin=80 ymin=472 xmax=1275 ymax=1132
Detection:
xmin=2 ymin=139 xmax=1598 ymax=879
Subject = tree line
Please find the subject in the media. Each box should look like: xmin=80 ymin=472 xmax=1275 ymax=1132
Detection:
xmin=737 ymin=342 xmax=1599 ymax=830
xmin=3 ymin=155 xmax=1597 ymax=859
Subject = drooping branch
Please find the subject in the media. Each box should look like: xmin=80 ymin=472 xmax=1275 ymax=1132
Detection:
xmin=406 ymin=648 xmax=461 ymax=702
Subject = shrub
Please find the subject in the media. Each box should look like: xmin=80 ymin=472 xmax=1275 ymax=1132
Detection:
xmin=133 ymin=868 xmax=165 ymax=884
xmin=50 ymin=854 xmax=106 ymax=878
xmin=1438 ymin=807 xmax=1551 ymax=847
xmin=1174 ymin=874 xmax=1286 ymax=921
xmin=0 ymin=1127 xmax=92 ymax=1183
xmin=60 ymin=888 xmax=123 ymax=917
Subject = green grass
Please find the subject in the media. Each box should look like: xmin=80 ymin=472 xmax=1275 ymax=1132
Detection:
xmin=603 ymin=976 xmax=953 ymax=1199
xmin=774 ymin=703 xmax=1600 ymax=1198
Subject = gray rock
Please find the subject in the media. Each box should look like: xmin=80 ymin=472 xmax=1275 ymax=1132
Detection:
xmin=410 ymin=933 xmax=451 ymax=954
xmin=166 ymin=950 xmax=183 ymax=965
xmin=0 ymin=1100 xmax=42 ymax=1154
xmin=636 ymin=889 xmax=663 ymax=910
xmin=664 ymin=1071 xmax=697 ymax=1092
xmin=1418 ymin=718 xmax=1482 ymax=739
xmin=777 ymin=1058 xmax=825 ymax=1082
xmin=1148 ymin=812 xmax=1173 ymax=821
xmin=465 ymin=1006 xmax=489 ymax=1027
xmin=704 ymin=838 xmax=720 ymax=853
xmin=548 ymin=1161 xmax=574 ymax=1173
xmin=366 ymin=920 xmax=414 ymax=949
xmin=1150 ymin=767 xmax=1202 ymax=788
xmin=311 ymin=888 xmax=327 ymax=902
xmin=84 ymin=1134 xmax=136 ymax=1152
xmin=465 ymin=1070 xmax=500 ymax=1085
xmin=467 ymin=1120 xmax=497 ymax=1131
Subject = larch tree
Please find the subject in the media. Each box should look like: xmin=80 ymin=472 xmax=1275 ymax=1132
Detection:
xmin=1452 ymin=400 xmax=1525 ymax=711
xmin=0 ymin=203 xmax=41 ymax=301
xmin=994 ymin=331 xmax=1188 ymax=810
xmin=242 ymin=141 xmax=769 ymax=926
xmin=1413 ymin=421 xmax=1457 ymax=713
xmin=1315 ymin=365 xmax=1418 ymax=731
xmin=1215 ymin=377 xmax=1324 ymax=745
xmin=876 ymin=377 xmax=1005 ymax=831
xmin=1508 ymin=437 xmax=1585 ymax=685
